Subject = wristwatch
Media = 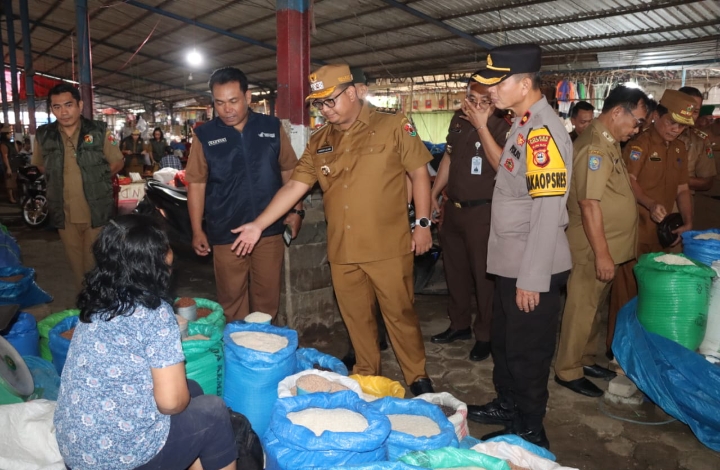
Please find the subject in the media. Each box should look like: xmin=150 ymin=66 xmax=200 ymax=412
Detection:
xmin=415 ymin=217 xmax=432 ymax=228
xmin=289 ymin=209 xmax=305 ymax=220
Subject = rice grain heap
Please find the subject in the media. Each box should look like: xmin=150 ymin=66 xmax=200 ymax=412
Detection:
xmin=230 ymin=331 xmax=288 ymax=353
xmin=287 ymin=407 xmax=368 ymax=436
xmin=387 ymin=413 xmax=440 ymax=437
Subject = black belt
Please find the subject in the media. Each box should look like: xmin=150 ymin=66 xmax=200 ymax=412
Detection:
xmin=449 ymin=198 xmax=492 ymax=208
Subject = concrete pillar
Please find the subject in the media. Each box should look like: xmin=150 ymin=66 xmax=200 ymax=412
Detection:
xmin=19 ymin=0 xmax=36 ymax=136
xmin=0 ymin=26 xmax=9 ymax=124
xmin=4 ymin=0 xmax=22 ymax=134
xmin=75 ymin=0 xmax=94 ymax=119
xmin=275 ymin=0 xmax=339 ymax=334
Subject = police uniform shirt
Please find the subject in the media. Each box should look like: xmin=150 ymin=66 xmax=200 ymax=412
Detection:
xmin=291 ymin=104 xmax=432 ymax=265
xmin=445 ymin=110 xmax=511 ymax=202
xmin=623 ymin=126 xmax=688 ymax=245
xmin=566 ymin=119 xmax=637 ymax=265
xmin=32 ymin=128 xmax=123 ymax=224
xmin=677 ymin=127 xmax=716 ymax=187
xmin=487 ymin=96 xmax=573 ymax=292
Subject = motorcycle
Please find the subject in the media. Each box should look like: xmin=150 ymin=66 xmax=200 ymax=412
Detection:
xmin=133 ymin=179 xmax=195 ymax=249
xmin=16 ymin=165 xmax=49 ymax=228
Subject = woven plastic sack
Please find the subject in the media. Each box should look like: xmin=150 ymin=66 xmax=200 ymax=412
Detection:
xmin=634 ymin=252 xmax=716 ymax=350
xmin=683 ymin=229 xmax=720 ymax=266
xmin=37 ymin=309 xmax=79 ymax=361
xmin=262 ymin=391 xmax=391 ymax=470
xmin=23 ymin=356 xmax=60 ymax=401
xmin=1 ymin=312 xmax=39 ymax=357
xmin=175 ymin=297 xmax=225 ymax=332
xmin=0 ymin=225 xmax=21 ymax=268
xmin=0 ymin=266 xmax=52 ymax=309
xmin=368 ymin=396 xmax=458 ymax=461
xmin=613 ymin=297 xmax=720 ymax=451
xmin=48 ymin=316 xmax=79 ymax=375
xmin=296 ymin=347 xmax=348 ymax=376
xmin=399 ymin=447 xmax=509 ymax=470
xmin=182 ymin=322 xmax=224 ymax=396
xmin=483 ymin=434 xmax=556 ymax=462
xmin=413 ymin=391 xmax=469 ymax=441
xmin=278 ymin=369 xmax=363 ymax=399
xmin=471 ymin=442 xmax=576 ymax=470
xmin=310 ymin=464 xmax=424 ymax=470
xmin=699 ymin=261 xmax=720 ymax=358
xmin=223 ymin=322 xmax=297 ymax=436
xmin=350 ymin=374 xmax=405 ymax=399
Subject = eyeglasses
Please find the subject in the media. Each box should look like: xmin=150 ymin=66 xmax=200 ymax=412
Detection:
xmin=467 ymin=95 xmax=492 ymax=107
xmin=311 ymin=87 xmax=349 ymax=110
xmin=622 ymin=106 xmax=645 ymax=129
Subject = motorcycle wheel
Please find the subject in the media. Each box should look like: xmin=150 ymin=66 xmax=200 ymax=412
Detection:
xmin=22 ymin=195 xmax=49 ymax=228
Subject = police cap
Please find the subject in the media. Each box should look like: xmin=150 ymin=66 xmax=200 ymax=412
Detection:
xmin=471 ymin=44 xmax=542 ymax=86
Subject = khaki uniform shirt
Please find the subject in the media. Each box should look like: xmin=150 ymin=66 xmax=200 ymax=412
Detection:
xmin=623 ymin=126 xmax=688 ymax=247
xmin=445 ymin=110 xmax=511 ymax=202
xmin=566 ymin=119 xmax=637 ymax=265
xmin=291 ymin=104 xmax=432 ymax=265
xmin=487 ymin=96 xmax=573 ymax=292
xmin=677 ymin=127 xmax=716 ymax=187
xmin=32 ymin=128 xmax=123 ymax=224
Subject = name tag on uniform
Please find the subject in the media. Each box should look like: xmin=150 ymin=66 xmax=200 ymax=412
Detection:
xmin=317 ymin=146 xmax=333 ymax=154
xmin=471 ymin=156 xmax=482 ymax=175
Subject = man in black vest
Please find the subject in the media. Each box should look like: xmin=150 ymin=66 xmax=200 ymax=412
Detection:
xmin=32 ymin=84 xmax=125 ymax=291
xmin=186 ymin=67 xmax=302 ymax=322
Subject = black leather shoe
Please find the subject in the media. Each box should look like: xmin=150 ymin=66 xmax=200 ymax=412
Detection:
xmin=583 ymin=364 xmax=617 ymax=381
xmin=469 ymin=341 xmax=491 ymax=361
xmin=467 ymin=399 xmax=515 ymax=425
xmin=554 ymin=376 xmax=603 ymax=398
xmin=518 ymin=426 xmax=550 ymax=450
xmin=430 ymin=327 xmax=472 ymax=344
xmin=409 ymin=378 xmax=434 ymax=396
xmin=379 ymin=339 xmax=389 ymax=351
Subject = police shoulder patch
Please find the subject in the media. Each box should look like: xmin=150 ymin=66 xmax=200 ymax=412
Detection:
xmin=525 ymin=126 xmax=567 ymax=198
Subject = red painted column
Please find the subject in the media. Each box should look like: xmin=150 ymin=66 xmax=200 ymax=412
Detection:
xmin=276 ymin=0 xmax=310 ymax=127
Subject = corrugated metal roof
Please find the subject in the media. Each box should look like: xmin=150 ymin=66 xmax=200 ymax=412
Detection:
xmin=2 ymin=0 xmax=718 ymax=109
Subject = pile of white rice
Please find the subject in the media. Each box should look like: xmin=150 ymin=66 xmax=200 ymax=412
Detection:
xmin=230 ymin=331 xmax=288 ymax=353
xmin=654 ymin=254 xmax=695 ymax=266
xmin=287 ymin=407 xmax=368 ymax=436
xmin=387 ymin=413 xmax=440 ymax=437
xmin=694 ymin=233 xmax=720 ymax=241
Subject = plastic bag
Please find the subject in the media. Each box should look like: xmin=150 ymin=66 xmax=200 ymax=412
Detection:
xmin=413 ymin=391 xmax=469 ymax=441
xmin=399 ymin=447 xmax=509 ymax=470
xmin=683 ymin=229 xmax=720 ymax=266
xmin=48 ymin=316 xmax=79 ymax=375
xmin=369 ymin=396 xmax=458 ymax=461
xmin=350 ymin=374 xmax=405 ymax=399
xmin=0 ymin=400 xmax=65 ymax=470
xmin=223 ymin=322 xmax=297 ymax=436
xmin=1 ymin=312 xmax=39 ymax=357
xmin=634 ymin=252 xmax=716 ymax=350
xmin=183 ymin=322 xmax=224 ymax=396
xmin=484 ymin=434 xmax=556 ymax=462
xmin=0 ymin=226 xmax=21 ymax=268
xmin=37 ymin=310 xmax=79 ymax=361
xmin=310 ymin=464 xmax=424 ymax=470
xmin=263 ymin=391 xmax=391 ymax=470
xmin=296 ymin=347 xmax=348 ymax=376
xmin=278 ymin=369 xmax=363 ymax=399
xmin=471 ymin=442 xmax=576 ymax=470
xmin=613 ymin=297 xmax=720 ymax=451
xmin=700 ymin=261 xmax=720 ymax=358
xmin=23 ymin=356 xmax=60 ymax=401
xmin=0 ymin=266 xmax=52 ymax=309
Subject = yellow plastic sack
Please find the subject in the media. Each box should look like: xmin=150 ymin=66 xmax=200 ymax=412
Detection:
xmin=349 ymin=374 xmax=405 ymax=399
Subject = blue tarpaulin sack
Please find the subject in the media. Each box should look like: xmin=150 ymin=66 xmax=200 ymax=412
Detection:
xmin=48 ymin=316 xmax=79 ymax=375
xmin=1 ymin=312 xmax=39 ymax=357
xmin=0 ymin=266 xmax=52 ymax=308
xmin=263 ymin=391 xmax=391 ymax=469
xmin=310 ymin=463 xmax=425 ymax=470
xmin=223 ymin=322 xmax=297 ymax=436
xmin=613 ymin=297 xmax=720 ymax=451
xmin=296 ymin=347 xmax=348 ymax=376
xmin=0 ymin=225 xmax=21 ymax=267
xmin=23 ymin=355 xmax=60 ymax=400
xmin=368 ymin=396 xmax=458 ymax=461
xmin=683 ymin=229 xmax=720 ymax=266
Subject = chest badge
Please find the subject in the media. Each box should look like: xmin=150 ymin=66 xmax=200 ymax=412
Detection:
xmin=84 ymin=134 xmax=93 ymax=144
xmin=516 ymin=134 xmax=525 ymax=146
xmin=503 ymin=158 xmax=515 ymax=172
xmin=320 ymin=165 xmax=331 ymax=176
xmin=649 ymin=152 xmax=661 ymax=162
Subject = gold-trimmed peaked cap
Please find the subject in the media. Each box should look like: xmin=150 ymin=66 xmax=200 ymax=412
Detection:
xmin=660 ymin=89 xmax=695 ymax=126
xmin=471 ymin=44 xmax=542 ymax=86
xmin=306 ymin=64 xmax=354 ymax=101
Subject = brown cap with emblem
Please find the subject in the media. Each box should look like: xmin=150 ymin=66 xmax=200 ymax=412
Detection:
xmin=306 ymin=64 xmax=354 ymax=101
xmin=131 ymin=128 xmax=141 ymax=135
xmin=471 ymin=44 xmax=542 ymax=86
xmin=659 ymin=89 xmax=695 ymax=126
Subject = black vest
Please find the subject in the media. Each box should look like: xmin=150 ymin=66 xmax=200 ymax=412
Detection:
xmin=194 ymin=112 xmax=284 ymax=245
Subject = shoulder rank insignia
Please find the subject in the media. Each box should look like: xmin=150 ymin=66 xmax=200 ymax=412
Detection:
xmin=376 ymin=107 xmax=398 ymax=115
xmin=602 ymin=131 xmax=615 ymax=144
xmin=519 ymin=111 xmax=531 ymax=127
xmin=311 ymin=123 xmax=328 ymax=136
xmin=525 ymin=126 xmax=567 ymax=198
xmin=692 ymin=128 xmax=709 ymax=139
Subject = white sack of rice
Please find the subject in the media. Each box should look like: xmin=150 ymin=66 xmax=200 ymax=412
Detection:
xmin=287 ymin=407 xmax=368 ymax=436
xmin=245 ymin=311 xmax=272 ymax=323
xmin=183 ymin=334 xmax=209 ymax=341
xmin=387 ymin=413 xmax=440 ymax=437
xmin=654 ymin=254 xmax=696 ymax=266
xmin=694 ymin=233 xmax=720 ymax=241
xmin=230 ymin=331 xmax=288 ymax=353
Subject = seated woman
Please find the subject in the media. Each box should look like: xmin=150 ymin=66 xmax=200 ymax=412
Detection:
xmin=54 ymin=214 xmax=237 ymax=470
xmin=160 ymin=145 xmax=183 ymax=170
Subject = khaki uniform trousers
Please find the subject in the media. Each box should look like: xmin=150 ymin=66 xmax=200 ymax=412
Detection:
xmin=213 ymin=234 xmax=284 ymax=322
xmin=555 ymin=260 xmax=615 ymax=381
xmin=58 ymin=222 xmax=102 ymax=292
xmin=330 ymin=252 xmax=427 ymax=385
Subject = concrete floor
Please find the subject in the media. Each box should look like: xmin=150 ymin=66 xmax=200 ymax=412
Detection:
xmin=6 ymin=184 xmax=720 ymax=470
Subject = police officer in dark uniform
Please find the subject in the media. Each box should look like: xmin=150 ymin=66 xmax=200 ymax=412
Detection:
xmin=466 ymin=44 xmax=573 ymax=450
xmin=430 ymin=77 xmax=511 ymax=361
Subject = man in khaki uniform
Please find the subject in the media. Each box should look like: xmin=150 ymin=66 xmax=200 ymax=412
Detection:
xmin=230 ymin=64 xmax=435 ymax=396
xmin=608 ymin=89 xmax=695 ymax=352
xmin=677 ymin=87 xmax=716 ymax=198
xmin=554 ymin=86 xmax=648 ymax=397
xmin=33 ymin=84 xmax=124 ymax=291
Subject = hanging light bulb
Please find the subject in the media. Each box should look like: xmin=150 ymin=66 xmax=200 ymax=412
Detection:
xmin=187 ymin=48 xmax=203 ymax=67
